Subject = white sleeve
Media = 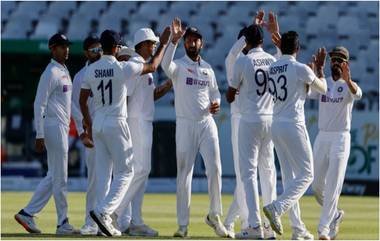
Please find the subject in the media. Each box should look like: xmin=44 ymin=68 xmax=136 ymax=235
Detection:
xmin=33 ymin=70 xmax=55 ymax=138
xmin=296 ymin=64 xmax=317 ymax=85
xmin=71 ymin=71 xmax=84 ymax=135
xmin=349 ymin=82 xmax=362 ymax=100
xmin=161 ymin=42 xmax=179 ymax=81
xmin=225 ymin=36 xmax=246 ymax=86
xmin=209 ymin=69 xmax=221 ymax=104
xmin=122 ymin=60 xmax=143 ymax=80
xmin=273 ymin=47 xmax=282 ymax=60
xmin=230 ymin=57 xmax=245 ymax=89
xmin=81 ymin=68 xmax=91 ymax=90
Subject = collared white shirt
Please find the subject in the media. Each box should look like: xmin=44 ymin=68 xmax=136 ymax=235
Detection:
xmin=34 ymin=59 xmax=72 ymax=138
xmin=81 ymin=55 xmax=143 ymax=119
xmin=127 ymin=54 xmax=155 ymax=121
xmin=269 ymin=55 xmax=317 ymax=123
xmin=162 ymin=43 xmax=221 ymax=121
xmin=231 ymin=47 xmax=276 ymax=122
xmin=310 ymin=76 xmax=362 ymax=132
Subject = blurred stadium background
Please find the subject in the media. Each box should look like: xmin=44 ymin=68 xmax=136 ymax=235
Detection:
xmin=1 ymin=1 xmax=379 ymax=197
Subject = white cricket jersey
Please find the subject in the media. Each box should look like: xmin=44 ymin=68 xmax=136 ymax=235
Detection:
xmin=82 ymin=55 xmax=143 ymax=121
xmin=34 ymin=59 xmax=72 ymax=138
xmin=313 ymin=77 xmax=362 ymax=132
xmin=72 ymin=63 xmax=96 ymax=134
xmin=269 ymin=55 xmax=316 ymax=123
xmin=162 ymin=43 xmax=221 ymax=121
xmin=226 ymin=37 xmax=246 ymax=116
xmin=127 ymin=54 xmax=155 ymax=121
xmin=231 ymin=47 xmax=276 ymax=122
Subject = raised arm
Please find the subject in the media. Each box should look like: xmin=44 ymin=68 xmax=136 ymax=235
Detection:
xmin=140 ymin=26 xmax=171 ymax=75
xmin=161 ymin=18 xmax=185 ymax=80
xmin=225 ymin=36 xmax=246 ymax=84
xmin=308 ymin=47 xmax=327 ymax=94
xmin=342 ymin=62 xmax=362 ymax=100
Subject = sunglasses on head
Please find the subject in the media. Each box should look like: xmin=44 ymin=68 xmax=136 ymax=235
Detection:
xmin=331 ymin=57 xmax=345 ymax=64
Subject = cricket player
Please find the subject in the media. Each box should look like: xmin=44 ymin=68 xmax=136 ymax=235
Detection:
xmin=71 ymin=35 xmax=102 ymax=235
xmin=263 ymin=31 xmax=327 ymax=236
xmin=226 ymin=24 xmax=277 ymax=239
xmin=310 ymin=47 xmax=362 ymax=240
xmin=117 ymin=46 xmax=135 ymax=62
xmin=114 ymin=28 xmax=173 ymax=237
xmin=14 ymin=33 xmax=79 ymax=235
xmin=161 ymin=18 xmax=228 ymax=238
xmin=80 ymin=28 xmax=170 ymax=237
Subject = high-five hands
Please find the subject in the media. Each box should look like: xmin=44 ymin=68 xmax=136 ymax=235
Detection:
xmin=171 ymin=17 xmax=186 ymax=45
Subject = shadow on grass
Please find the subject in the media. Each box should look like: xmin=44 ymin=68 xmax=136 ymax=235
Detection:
xmin=1 ymin=233 xmax=227 ymax=240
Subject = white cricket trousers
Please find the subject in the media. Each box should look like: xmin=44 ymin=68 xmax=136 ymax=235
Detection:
xmin=238 ymin=118 xmax=275 ymax=228
xmin=116 ymin=118 xmax=153 ymax=226
xmin=224 ymin=115 xmax=249 ymax=229
xmin=24 ymin=122 xmax=69 ymax=226
xmin=93 ymin=117 xmax=134 ymax=215
xmin=176 ymin=117 xmax=223 ymax=226
xmin=225 ymin=115 xmax=277 ymax=229
xmin=84 ymin=147 xmax=97 ymax=227
xmin=312 ymin=131 xmax=350 ymax=235
xmin=271 ymin=121 xmax=314 ymax=216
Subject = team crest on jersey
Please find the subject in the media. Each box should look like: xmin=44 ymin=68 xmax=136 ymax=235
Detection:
xmin=338 ymin=86 xmax=343 ymax=92
xmin=202 ymin=70 xmax=208 ymax=76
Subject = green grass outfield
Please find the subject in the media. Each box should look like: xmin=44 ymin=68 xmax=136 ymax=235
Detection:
xmin=1 ymin=192 xmax=378 ymax=240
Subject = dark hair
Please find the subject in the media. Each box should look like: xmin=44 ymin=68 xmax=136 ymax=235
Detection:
xmin=100 ymin=30 xmax=121 ymax=53
xmin=280 ymin=31 xmax=300 ymax=55
xmin=244 ymin=24 xmax=263 ymax=48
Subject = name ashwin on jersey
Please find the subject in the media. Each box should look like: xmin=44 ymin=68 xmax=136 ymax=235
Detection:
xmin=94 ymin=69 xmax=114 ymax=78
xmin=252 ymin=58 xmax=274 ymax=67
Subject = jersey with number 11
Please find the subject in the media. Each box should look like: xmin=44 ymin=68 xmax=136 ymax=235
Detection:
xmin=82 ymin=55 xmax=143 ymax=118
xmin=269 ymin=55 xmax=316 ymax=123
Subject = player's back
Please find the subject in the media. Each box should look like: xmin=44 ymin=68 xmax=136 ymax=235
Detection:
xmin=84 ymin=55 xmax=128 ymax=118
xmin=236 ymin=48 xmax=276 ymax=121
xmin=269 ymin=55 xmax=315 ymax=123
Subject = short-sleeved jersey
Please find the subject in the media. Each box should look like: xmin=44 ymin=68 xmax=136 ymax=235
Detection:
xmin=269 ymin=55 xmax=316 ymax=123
xmin=162 ymin=43 xmax=221 ymax=121
xmin=81 ymin=55 xmax=143 ymax=119
xmin=127 ymin=54 xmax=155 ymax=121
xmin=231 ymin=47 xmax=276 ymax=122
xmin=34 ymin=59 xmax=72 ymax=138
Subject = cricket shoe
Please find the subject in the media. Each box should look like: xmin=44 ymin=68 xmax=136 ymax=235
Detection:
xmin=318 ymin=231 xmax=330 ymax=240
xmin=291 ymin=229 xmax=314 ymax=240
xmin=80 ymin=224 xmax=98 ymax=235
xmin=173 ymin=225 xmax=188 ymax=237
xmin=263 ymin=203 xmax=283 ymax=235
xmin=235 ymin=225 xmax=264 ymax=239
xmin=14 ymin=210 xmax=41 ymax=234
xmin=90 ymin=210 xmax=121 ymax=237
xmin=224 ymin=223 xmax=235 ymax=238
xmin=263 ymin=223 xmax=276 ymax=239
xmin=205 ymin=214 xmax=229 ymax=237
xmin=329 ymin=209 xmax=344 ymax=240
xmin=128 ymin=223 xmax=159 ymax=237
xmin=56 ymin=218 xmax=80 ymax=235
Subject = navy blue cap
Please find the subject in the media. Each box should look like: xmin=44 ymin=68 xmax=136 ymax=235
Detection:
xmin=83 ymin=35 xmax=100 ymax=50
xmin=48 ymin=33 xmax=72 ymax=48
xmin=100 ymin=29 xmax=121 ymax=48
xmin=184 ymin=27 xmax=202 ymax=40
xmin=245 ymin=24 xmax=264 ymax=44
